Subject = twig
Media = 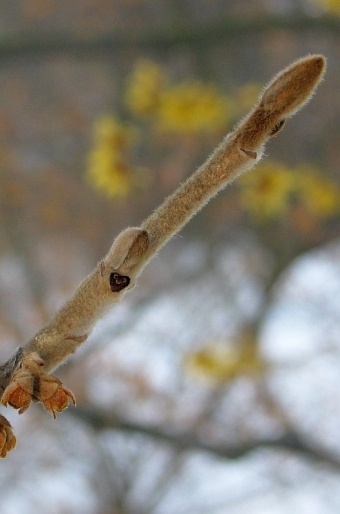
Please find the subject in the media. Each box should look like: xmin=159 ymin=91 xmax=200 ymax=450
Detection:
xmin=0 ymin=17 xmax=337 ymax=58
xmin=0 ymin=54 xmax=326 ymax=456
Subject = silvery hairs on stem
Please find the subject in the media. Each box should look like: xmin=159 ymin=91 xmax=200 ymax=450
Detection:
xmin=0 ymin=54 xmax=326 ymax=457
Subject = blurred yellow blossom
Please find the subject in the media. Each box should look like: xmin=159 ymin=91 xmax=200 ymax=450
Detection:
xmin=125 ymin=59 xmax=167 ymax=117
xmin=86 ymin=116 xmax=135 ymax=198
xmin=311 ymin=0 xmax=340 ymax=15
xmin=184 ymin=335 xmax=264 ymax=383
xmin=157 ymin=81 xmax=231 ymax=133
xmin=239 ymin=161 xmax=295 ymax=220
xmin=296 ymin=166 xmax=340 ymax=218
xmin=185 ymin=344 xmax=239 ymax=382
xmin=125 ymin=59 xmax=231 ymax=134
xmin=239 ymin=160 xmax=340 ymax=222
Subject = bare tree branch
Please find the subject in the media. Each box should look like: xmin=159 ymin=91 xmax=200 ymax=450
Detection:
xmin=0 ymin=17 xmax=337 ymax=58
xmin=72 ymin=406 xmax=340 ymax=472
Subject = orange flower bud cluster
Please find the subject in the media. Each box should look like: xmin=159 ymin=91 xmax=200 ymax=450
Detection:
xmin=0 ymin=414 xmax=16 ymax=458
xmin=1 ymin=353 xmax=76 ymax=419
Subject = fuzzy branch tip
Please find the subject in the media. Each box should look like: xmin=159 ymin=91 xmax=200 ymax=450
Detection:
xmin=260 ymin=54 xmax=327 ymax=120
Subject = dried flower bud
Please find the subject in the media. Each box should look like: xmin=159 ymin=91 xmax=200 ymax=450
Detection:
xmin=38 ymin=375 xmax=76 ymax=419
xmin=1 ymin=382 xmax=32 ymax=414
xmin=0 ymin=414 xmax=16 ymax=458
xmin=1 ymin=352 xmax=75 ymax=418
xmin=1 ymin=368 xmax=34 ymax=414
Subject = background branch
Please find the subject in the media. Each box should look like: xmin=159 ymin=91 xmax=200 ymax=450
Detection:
xmin=72 ymin=406 xmax=340 ymax=472
xmin=0 ymin=16 xmax=338 ymax=59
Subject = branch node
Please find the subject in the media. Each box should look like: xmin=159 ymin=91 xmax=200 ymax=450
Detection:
xmin=65 ymin=334 xmax=88 ymax=343
xmin=239 ymin=148 xmax=257 ymax=159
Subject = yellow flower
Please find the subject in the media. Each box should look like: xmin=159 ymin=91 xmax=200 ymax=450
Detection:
xmin=157 ymin=81 xmax=231 ymax=133
xmin=239 ymin=160 xmax=340 ymax=222
xmin=184 ymin=336 xmax=264 ymax=383
xmin=184 ymin=344 xmax=240 ymax=382
xmin=125 ymin=59 xmax=167 ymax=117
xmin=86 ymin=116 xmax=135 ymax=198
xmin=311 ymin=0 xmax=340 ymax=15
xmin=125 ymin=59 xmax=231 ymax=134
xmin=239 ymin=161 xmax=295 ymax=220
xmin=295 ymin=166 xmax=340 ymax=218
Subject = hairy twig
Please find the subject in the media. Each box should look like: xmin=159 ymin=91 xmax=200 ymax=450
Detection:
xmin=0 ymin=54 xmax=326 ymax=456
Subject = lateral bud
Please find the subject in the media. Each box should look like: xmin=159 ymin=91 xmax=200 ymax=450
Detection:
xmin=109 ymin=272 xmax=130 ymax=292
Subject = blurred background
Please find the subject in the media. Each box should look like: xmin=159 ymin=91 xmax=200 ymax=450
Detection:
xmin=1 ymin=1 xmax=340 ymax=513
